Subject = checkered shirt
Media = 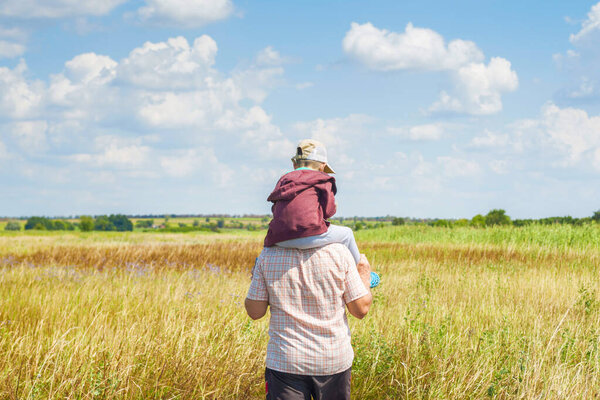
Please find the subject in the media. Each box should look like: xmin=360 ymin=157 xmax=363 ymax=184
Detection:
xmin=246 ymin=243 xmax=369 ymax=375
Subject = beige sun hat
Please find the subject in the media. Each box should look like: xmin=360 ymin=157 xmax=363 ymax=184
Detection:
xmin=291 ymin=139 xmax=335 ymax=174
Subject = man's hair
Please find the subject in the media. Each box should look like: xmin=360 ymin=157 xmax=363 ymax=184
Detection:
xmin=295 ymin=159 xmax=324 ymax=170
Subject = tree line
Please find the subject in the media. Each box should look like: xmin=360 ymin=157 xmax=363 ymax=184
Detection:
xmin=412 ymin=209 xmax=600 ymax=228
xmin=8 ymin=215 xmax=134 ymax=232
xmin=3 ymin=209 xmax=600 ymax=232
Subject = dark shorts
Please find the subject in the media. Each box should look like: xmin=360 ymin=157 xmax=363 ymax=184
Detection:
xmin=265 ymin=367 xmax=351 ymax=400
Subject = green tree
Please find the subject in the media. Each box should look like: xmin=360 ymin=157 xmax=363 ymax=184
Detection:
xmin=79 ymin=215 xmax=94 ymax=232
xmin=53 ymin=220 xmax=67 ymax=230
xmin=392 ymin=217 xmax=405 ymax=226
xmin=593 ymin=210 xmax=600 ymax=223
xmin=4 ymin=222 xmax=21 ymax=231
xmin=94 ymin=216 xmax=116 ymax=231
xmin=135 ymin=219 xmax=153 ymax=229
xmin=454 ymin=218 xmax=469 ymax=227
xmin=470 ymin=214 xmax=486 ymax=228
xmin=217 ymin=218 xmax=225 ymax=229
xmin=433 ymin=219 xmax=450 ymax=228
xmin=25 ymin=217 xmax=53 ymax=230
xmin=108 ymin=214 xmax=133 ymax=231
xmin=485 ymin=209 xmax=511 ymax=226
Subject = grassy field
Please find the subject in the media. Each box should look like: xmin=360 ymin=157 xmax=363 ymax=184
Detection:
xmin=1 ymin=225 xmax=599 ymax=399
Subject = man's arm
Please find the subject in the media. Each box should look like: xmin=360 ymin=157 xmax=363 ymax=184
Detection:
xmin=245 ymin=253 xmax=269 ymax=320
xmin=346 ymin=254 xmax=373 ymax=319
xmin=244 ymin=299 xmax=269 ymax=320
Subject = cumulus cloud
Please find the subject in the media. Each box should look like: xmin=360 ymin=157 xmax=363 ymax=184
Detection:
xmin=342 ymin=22 xmax=518 ymax=115
xmin=293 ymin=114 xmax=372 ymax=148
xmin=388 ymin=123 xmax=446 ymax=141
xmin=342 ymin=22 xmax=483 ymax=71
xmin=0 ymin=140 xmax=8 ymax=160
xmin=429 ymin=57 xmax=518 ymax=115
xmin=555 ymin=3 xmax=600 ymax=102
xmin=0 ymin=34 xmax=289 ymax=197
xmin=118 ymin=35 xmax=217 ymax=89
xmin=489 ymin=160 xmax=509 ymax=175
xmin=136 ymin=0 xmax=234 ymax=28
xmin=71 ymin=136 xmax=150 ymax=168
xmin=232 ymin=46 xmax=285 ymax=103
xmin=538 ymin=103 xmax=600 ymax=166
xmin=9 ymin=120 xmax=48 ymax=152
xmin=469 ymin=129 xmax=510 ymax=149
xmin=570 ymin=2 xmax=600 ymax=44
xmin=437 ymin=156 xmax=481 ymax=177
xmin=0 ymin=40 xmax=25 ymax=58
xmin=0 ymin=0 xmax=128 ymax=18
xmin=467 ymin=104 xmax=600 ymax=171
xmin=0 ymin=60 xmax=44 ymax=118
xmin=160 ymin=148 xmax=218 ymax=177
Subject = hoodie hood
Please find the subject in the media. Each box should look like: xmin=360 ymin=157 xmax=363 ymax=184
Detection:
xmin=267 ymin=169 xmax=337 ymax=202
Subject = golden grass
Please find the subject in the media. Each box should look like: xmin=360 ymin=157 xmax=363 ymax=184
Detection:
xmin=1 ymin=230 xmax=599 ymax=399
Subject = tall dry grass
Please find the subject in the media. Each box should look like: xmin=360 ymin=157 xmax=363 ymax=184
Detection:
xmin=0 ymin=228 xmax=599 ymax=399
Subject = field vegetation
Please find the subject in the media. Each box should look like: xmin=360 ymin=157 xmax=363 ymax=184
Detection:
xmin=0 ymin=224 xmax=599 ymax=398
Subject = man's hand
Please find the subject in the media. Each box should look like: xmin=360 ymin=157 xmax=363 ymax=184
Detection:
xmin=346 ymin=254 xmax=373 ymax=319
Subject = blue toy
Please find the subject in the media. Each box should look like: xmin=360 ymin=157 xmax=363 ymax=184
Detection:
xmin=370 ymin=271 xmax=380 ymax=288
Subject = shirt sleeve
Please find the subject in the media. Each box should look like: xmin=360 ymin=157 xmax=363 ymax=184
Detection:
xmin=342 ymin=253 xmax=369 ymax=304
xmin=319 ymin=181 xmax=337 ymax=219
xmin=246 ymin=257 xmax=269 ymax=301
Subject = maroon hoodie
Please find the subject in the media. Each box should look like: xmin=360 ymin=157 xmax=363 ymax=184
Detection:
xmin=264 ymin=169 xmax=337 ymax=247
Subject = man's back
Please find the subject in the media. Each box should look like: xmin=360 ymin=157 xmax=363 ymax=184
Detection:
xmin=247 ymin=244 xmax=368 ymax=375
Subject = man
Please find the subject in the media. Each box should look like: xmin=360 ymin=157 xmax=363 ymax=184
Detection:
xmin=245 ymin=243 xmax=373 ymax=400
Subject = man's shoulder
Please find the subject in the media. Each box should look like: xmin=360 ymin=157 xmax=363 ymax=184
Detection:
xmin=262 ymin=243 xmax=352 ymax=262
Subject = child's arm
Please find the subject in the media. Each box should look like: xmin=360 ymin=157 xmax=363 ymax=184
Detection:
xmin=319 ymin=181 xmax=337 ymax=219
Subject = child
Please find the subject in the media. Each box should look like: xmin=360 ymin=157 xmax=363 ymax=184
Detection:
xmin=263 ymin=139 xmax=361 ymax=264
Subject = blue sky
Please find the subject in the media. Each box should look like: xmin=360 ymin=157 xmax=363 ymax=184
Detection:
xmin=1 ymin=0 xmax=600 ymax=218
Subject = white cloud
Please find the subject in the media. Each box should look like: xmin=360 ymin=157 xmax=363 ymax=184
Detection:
xmin=0 ymin=0 xmax=128 ymax=18
xmin=437 ymin=156 xmax=481 ymax=177
xmin=342 ymin=22 xmax=483 ymax=71
xmin=538 ymin=103 xmax=600 ymax=166
xmin=343 ymin=22 xmax=517 ymax=115
xmin=159 ymin=147 xmax=234 ymax=186
xmin=468 ymin=104 xmax=600 ymax=171
xmin=0 ymin=26 xmax=26 ymax=40
xmin=232 ymin=46 xmax=285 ymax=103
xmin=137 ymin=0 xmax=234 ymax=28
xmin=489 ymin=160 xmax=509 ymax=175
xmin=0 ymin=60 xmax=44 ymax=118
xmin=565 ymin=77 xmax=596 ymax=99
xmin=255 ymin=46 xmax=284 ymax=66
xmin=10 ymin=120 xmax=48 ymax=152
xmin=430 ymin=57 xmax=518 ymax=115
xmin=118 ymin=36 xmax=217 ymax=89
xmin=65 ymin=53 xmax=117 ymax=84
xmin=0 ymin=40 xmax=25 ymax=58
xmin=293 ymin=114 xmax=372 ymax=148
xmin=71 ymin=136 xmax=150 ymax=168
xmin=388 ymin=123 xmax=445 ymax=141
xmin=570 ymin=2 xmax=600 ymax=44
xmin=469 ymin=129 xmax=510 ymax=149
xmin=295 ymin=82 xmax=313 ymax=90
xmin=0 ymin=140 xmax=8 ymax=160
xmin=160 ymin=148 xmax=215 ymax=177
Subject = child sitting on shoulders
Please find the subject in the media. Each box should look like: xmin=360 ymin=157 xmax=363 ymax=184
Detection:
xmin=263 ymin=139 xmax=360 ymax=264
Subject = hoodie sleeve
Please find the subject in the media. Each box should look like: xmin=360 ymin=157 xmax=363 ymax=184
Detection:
xmin=319 ymin=181 xmax=337 ymax=219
